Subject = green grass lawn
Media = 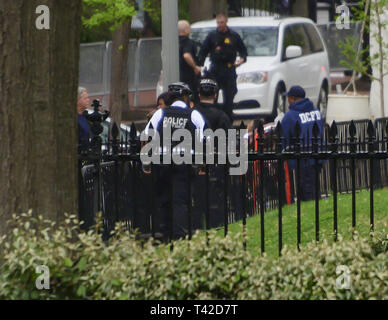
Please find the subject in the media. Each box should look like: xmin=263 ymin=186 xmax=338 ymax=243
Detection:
xmin=167 ymin=188 xmax=388 ymax=259
xmin=207 ymin=188 xmax=388 ymax=258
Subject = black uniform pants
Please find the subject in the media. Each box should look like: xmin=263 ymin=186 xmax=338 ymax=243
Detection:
xmin=155 ymin=164 xmax=192 ymax=240
xmin=181 ymin=74 xmax=200 ymax=105
xmin=294 ymin=165 xmax=321 ymax=202
xmin=213 ymin=66 xmax=237 ymax=122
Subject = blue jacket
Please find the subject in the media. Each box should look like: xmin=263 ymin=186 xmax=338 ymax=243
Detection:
xmin=78 ymin=114 xmax=90 ymax=152
xmin=281 ymin=98 xmax=324 ymax=169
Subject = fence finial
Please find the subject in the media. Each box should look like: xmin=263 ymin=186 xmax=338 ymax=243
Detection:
xmin=257 ymin=121 xmax=264 ymax=139
xmin=330 ymin=121 xmax=338 ymax=153
xmin=312 ymin=121 xmax=320 ymax=138
xmin=148 ymin=122 xmax=154 ymax=135
xmin=112 ymin=122 xmax=119 ymax=155
xmin=294 ymin=121 xmax=301 ymax=138
xmin=275 ymin=121 xmax=283 ymax=153
xmin=330 ymin=121 xmax=338 ymax=138
xmin=275 ymin=121 xmax=282 ymax=135
xmin=386 ymin=120 xmax=388 ymax=137
xmin=130 ymin=122 xmax=137 ymax=154
xmin=367 ymin=120 xmax=375 ymax=153
xmin=349 ymin=120 xmax=356 ymax=138
xmin=367 ymin=120 xmax=375 ymax=139
xmin=349 ymin=120 xmax=357 ymax=153
xmin=239 ymin=121 xmax=246 ymax=130
xmin=312 ymin=121 xmax=320 ymax=153
xmin=130 ymin=122 xmax=137 ymax=140
xmin=112 ymin=122 xmax=119 ymax=140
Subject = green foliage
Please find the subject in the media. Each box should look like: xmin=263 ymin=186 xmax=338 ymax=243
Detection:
xmin=81 ymin=0 xmax=191 ymax=41
xmin=0 ymin=211 xmax=387 ymax=300
xmin=143 ymin=0 xmax=190 ymax=37
xmin=82 ymin=0 xmax=137 ymax=32
xmin=338 ymin=0 xmax=388 ymax=80
xmin=338 ymin=36 xmax=370 ymax=74
xmin=142 ymin=0 xmax=161 ymax=36
xmin=178 ymin=0 xmax=190 ymax=21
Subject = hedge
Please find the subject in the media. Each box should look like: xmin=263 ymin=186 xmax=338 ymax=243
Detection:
xmin=0 ymin=212 xmax=386 ymax=300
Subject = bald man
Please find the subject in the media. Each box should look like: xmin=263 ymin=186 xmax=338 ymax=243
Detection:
xmin=178 ymin=20 xmax=201 ymax=103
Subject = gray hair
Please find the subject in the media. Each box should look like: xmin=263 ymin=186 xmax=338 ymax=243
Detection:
xmin=78 ymin=86 xmax=87 ymax=99
xmin=178 ymin=20 xmax=190 ymax=35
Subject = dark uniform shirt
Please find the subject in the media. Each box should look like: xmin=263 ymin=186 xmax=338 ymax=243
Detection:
xmin=179 ymin=36 xmax=198 ymax=84
xmin=78 ymin=114 xmax=90 ymax=152
xmin=145 ymin=100 xmax=206 ymax=151
xmin=198 ymin=28 xmax=248 ymax=122
xmin=195 ymin=102 xmax=232 ymax=131
xmin=198 ymin=28 xmax=248 ymax=71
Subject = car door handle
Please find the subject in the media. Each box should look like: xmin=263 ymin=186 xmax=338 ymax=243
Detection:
xmin=299 ymin=63 xmax=308 ymax=68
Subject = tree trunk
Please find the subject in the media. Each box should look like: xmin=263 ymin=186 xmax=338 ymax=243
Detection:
xmin=375 ymin=0 xmax=385 ymax=117
xmin=110 ymin=21 xmax=131 ymax=128
xmin=189 ymin=0 xmax=214 ymax=23
xmin=291 ymin=0 xmax=309 ymax=18
xmin=189 ymin=0 xmax=228 ymax=23
xmin=0 ymin=0 xmax=81 ymax=236
xmin=290 ymin=0 xmax=317 ymax=21
xmin=213 ymin=0 xmax=228 ymax=16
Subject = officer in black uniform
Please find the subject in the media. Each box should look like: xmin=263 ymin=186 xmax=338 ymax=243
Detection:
xmin=144 ymin=82 xmax=206 ymax=241
xmin=198 ymin=12 xmax=248 ymax=122
xmin=178 ymin=20 xmax=201 ymax=104
xmin=193 ymin=78 xmax=233 ymax=229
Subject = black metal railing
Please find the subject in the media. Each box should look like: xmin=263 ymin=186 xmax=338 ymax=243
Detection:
xmin=229 ymin=0 xmax=288 ymax=17
xmin=78 ymin=114 xmax=388 ymax=255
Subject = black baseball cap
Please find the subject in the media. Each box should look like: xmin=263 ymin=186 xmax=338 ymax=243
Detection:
xmin=283 ymin=85 xmax=306 ymax=98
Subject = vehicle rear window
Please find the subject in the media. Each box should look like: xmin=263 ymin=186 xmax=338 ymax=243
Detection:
xmin=304 ymin=23 xmax=324 ymax=53
xmin=191 ymin=26 xmax=279 ymax=57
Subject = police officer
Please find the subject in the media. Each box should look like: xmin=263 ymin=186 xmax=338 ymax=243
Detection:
xmin=198 ymin=12 xmax=248 ymax=122
xmin=193 ymin=79 xmax=232 ymax=229
xmin=281 ymin=86 xmax=324 ymax=201
xmin=178 ymin=20 xmax=201 ymax=104
xmin=144 ymin=82 xmax=205 ymax=241
xmin=194 ymin=78 xmax=232 ymax=131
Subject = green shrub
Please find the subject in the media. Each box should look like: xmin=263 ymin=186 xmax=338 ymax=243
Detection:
xmin=0 ymin=212 xmax=386 ymax=300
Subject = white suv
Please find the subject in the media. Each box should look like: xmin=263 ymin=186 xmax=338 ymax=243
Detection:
xmin=188 ymin=16 xmax=330 ymax=120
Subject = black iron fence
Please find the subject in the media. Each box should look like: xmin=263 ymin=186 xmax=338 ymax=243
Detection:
xmin=78 ymin=113 xmax=388 ymax=255
xmin=229 ymin=0 xmax=289 ymax=17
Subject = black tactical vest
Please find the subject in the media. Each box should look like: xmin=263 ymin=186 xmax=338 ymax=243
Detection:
xmin=157 ymin=106 xmax=197 ymax=151
xmin=213 ymin=31 xmax=237 ymax=65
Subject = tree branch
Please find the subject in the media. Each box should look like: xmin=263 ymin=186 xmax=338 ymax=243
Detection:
xmin=343 ymin=0 xmax=370 ymax=95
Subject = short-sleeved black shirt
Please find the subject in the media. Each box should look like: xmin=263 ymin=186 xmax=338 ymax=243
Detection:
xmin=198 ymin=28 xmax=248 ymax=68
xmin=179 ymin=36 xmax=198 ymax=83
xmin=195 ymin=102 xmax=232 ymax=131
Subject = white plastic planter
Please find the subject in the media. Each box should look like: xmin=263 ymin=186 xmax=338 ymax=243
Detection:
xmin=326 ymin=94 xmax=370 ymax=125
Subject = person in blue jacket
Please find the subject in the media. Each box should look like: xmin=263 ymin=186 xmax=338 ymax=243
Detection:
xmin=77 ymin=87 xmax=91 ymax=153
xmin=281 ymin=85 xmax=324 ymax=201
